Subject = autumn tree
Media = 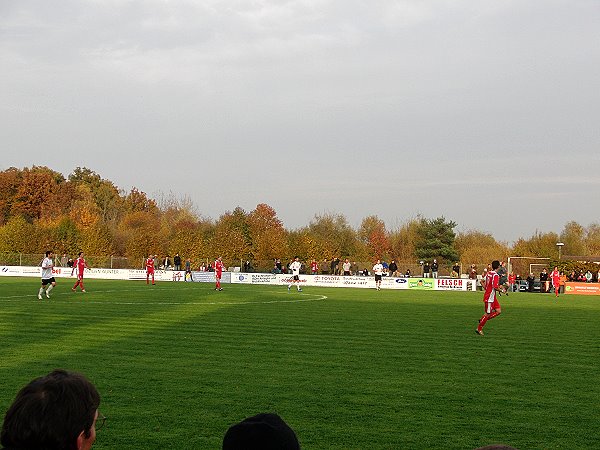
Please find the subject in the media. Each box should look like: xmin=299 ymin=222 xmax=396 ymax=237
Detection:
xmin=388 ymin=218 xmax=420 ymax=262
xmin=248 ymin=203 xmax=287 ymax=263
xmin=12 ymin=166 xmax=65 ymax=221
xmin=307 ymin=213 xmax=357 ymax=259
xmin=512 ymin=230 xmax=560 ymax=258
xmin=559 ymin=221 xmax=586 ymax=256
xmin=211 ymin=208 xmax=252 ymax=263
xmin=0 ymin=216 xmax=38 ymax=253
xmin=358 ymin=215 xmax=389 ymax=259
xmin=455 ymin=230 xmax=509 ymax=267
xmin=0 ymin=167 xmax=22 ymax=225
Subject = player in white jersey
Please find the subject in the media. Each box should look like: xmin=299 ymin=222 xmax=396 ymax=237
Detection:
xmin=38 ymin=250 xmax=56 ymax=300
xmin=373 ymin=259 xmax=384 ymax=290
xmin=287 ymin=257 xmax=303 ymax=292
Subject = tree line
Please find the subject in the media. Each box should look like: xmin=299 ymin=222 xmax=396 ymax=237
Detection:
xmin=1 ymin=166 xmax=599 ymax=273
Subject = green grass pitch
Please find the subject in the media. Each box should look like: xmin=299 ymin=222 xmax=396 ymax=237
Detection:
xmin=0 ymin=278 xmax=599 ymax=449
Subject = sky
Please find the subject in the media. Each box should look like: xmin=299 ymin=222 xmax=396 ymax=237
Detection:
xmin=1 ymin=0 xmax=599 ymax=244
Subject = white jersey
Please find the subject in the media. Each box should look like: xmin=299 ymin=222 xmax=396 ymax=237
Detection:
xmin=41 ymin=257 xmax=53 ymax=279
xmin=290 ymin=261 xmax=302 ymax=276
xmin=373 ymin=263 xmax=384 ymax=276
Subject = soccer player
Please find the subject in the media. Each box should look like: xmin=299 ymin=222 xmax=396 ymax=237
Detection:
xmin=373 ymin=259 xmax=384 ymax=290
xmin=38 ymin=250 xmax=56 ymax=300
xmin=288 ymin=257 xmax=303 ymax=292
xmin=476 ymin=260 xmax=502 ymax=336
xmin=214 ymin=256 xmax=225 ymax=291
xmin=71 ymin=251 xmax=89 ymax=292
xmin=146 ymin=254 xmax=155 ymax=285
xmin=550 ymin=266 xmax=561 ymax=297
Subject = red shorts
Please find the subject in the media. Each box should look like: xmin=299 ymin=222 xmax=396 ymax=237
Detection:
xmin=485 ymin=298 xmax=501 ymax=314
xmin=147 ymin=269 xmax=154 ymax=275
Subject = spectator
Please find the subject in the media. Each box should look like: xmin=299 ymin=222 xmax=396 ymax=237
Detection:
xmin=381 ymin=260 xmax=389 ymax=276
xmin=405 ymin=268 xmax=411 ymax=278
xmin=431 ymin=259 xmax=439 ymax=278
xmin=469 ymin=264 xmax=477 ymax=279
xmin=309 ymin=259 xmax=318 ymax=275
xmin=1 ymin=369 xmax=103 ymax=450
xmin=585 ymin=270 xmax=593 ymax=282
xmin=351 ymin=261 xmax=359 ymax=276
xmin=331 ymin=257 xmax=340 ymax=276
xmin=185 ymin=258 xmax=193 ymax=282
xmin=452 ymin=262 xmax=460 ymax=278
xmin=342 ymin=258 xmax=351 ymax=276
xmin=388 ymin=260 xmax=398 ymax=277
xmin=423 ymin=261 xmax=430 ymax=278
xmin=60 ymin=253 xmax=68 ymax=267
xmin=321 ymin=259 xmax=329 ymax=275
xmin=275 ymin=259 xmax=282 ymax=274
xmin=243 ymin=260 xmax=252 ymax=273
xmin=223 ymin=413 xmax=300 ymax=450
xmin=526 ymin=273 xmax=535 ymax=292
xmin=508 ymin=273 xmax=516 ymax=292
xmin=173 ymin=253 xmax=181 ymax=271
xmin=540 ymin=268 xmax=549 ymax=293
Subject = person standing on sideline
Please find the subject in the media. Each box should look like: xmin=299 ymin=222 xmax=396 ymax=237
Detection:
xmin=373 ymin=259 xmax=384 ymax=290
xmin=431 ymin=259 xmax=439 ymax=278
xmin=388 ymin=260 xmax=398 ymax=277
xmin=476 ymin=260 xmax=502 ymax=336
xmin=71 ymin=251 xmax=89 ymax=292
xmin=184 ymin=258 xmax=193 ymax=282
xmin=310 ymin=259 xmax=319 ymax=275
xmin=39 ymin=250 xmax=56 ymax=300
xmin=146 ymin=254 xmax=155 ymax=285
xmin=214 ymin=256 xmax=225 ymax=291
xmin=423 ymin=261 xmax=430 ymax=278
xmin=173 ymin=253 xmax=182 ymax=271
xmin=288 ymin=257 xmax=303 ymax=292
xmin=550 ymin=266 xmax=561 ymax=297
xmin=342 ymin=258 xmax=351 ymax=276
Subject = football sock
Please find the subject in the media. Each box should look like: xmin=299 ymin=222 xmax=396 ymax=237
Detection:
xmin=46 ymin=285 xmax=54 ymax=295
xmin=478 ymin=315 xmax=489 ymax=330
xmin=39 ymin=287 xmax=45 ymax=296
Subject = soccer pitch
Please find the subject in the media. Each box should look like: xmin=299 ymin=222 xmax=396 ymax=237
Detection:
xmin=1 ymin=278 xmax=598 ymax=449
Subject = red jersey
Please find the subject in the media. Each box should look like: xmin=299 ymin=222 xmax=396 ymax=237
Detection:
xmin=550 ymin=270 xmax=560 ymax=286
xmin=76 ymin=257 xmax=86 ymax=274
xmin=214 ymin=259 xmax=225 ymax=275
xmin=310 ymin=261 xmax=318 ymax=272
xmin=146 ymin=258 xmax=155 ymax=273
xmin=483 ymin=270 xmax=499 ymax=303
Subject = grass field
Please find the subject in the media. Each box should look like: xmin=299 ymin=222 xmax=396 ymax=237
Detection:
xmin=0 ymin=277 xmax=599 ymax=449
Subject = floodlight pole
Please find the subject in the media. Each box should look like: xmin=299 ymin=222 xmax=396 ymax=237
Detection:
xmin=556 ymin=242 xmax=564 ymax=260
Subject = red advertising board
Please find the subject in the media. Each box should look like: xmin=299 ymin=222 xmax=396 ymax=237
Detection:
xmin=564 ymin=282 xmax=600 ymax=295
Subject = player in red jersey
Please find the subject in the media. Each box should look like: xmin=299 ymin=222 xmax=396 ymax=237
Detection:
xmin=146 ymin=254 xmax=155 ymax=285
xmin=550 ymin=266 xmax=561 ymax=297
xmin=71 ymin=251 xmax=89 ymax=292
xmin=214 ymin=256 xmax=225 ymax=291
xmin=476 ymin=260 xmax=502 ymax=336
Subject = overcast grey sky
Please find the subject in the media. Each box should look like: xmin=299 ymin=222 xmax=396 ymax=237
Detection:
xmin=1 ymin=0 xmax=599 ymax=243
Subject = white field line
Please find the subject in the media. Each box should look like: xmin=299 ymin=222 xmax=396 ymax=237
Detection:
xmin=0 ymin=288 xmax=327 ymax=306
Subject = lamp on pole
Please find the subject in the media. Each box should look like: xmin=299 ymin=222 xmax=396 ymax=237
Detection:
xmin=556 ymin=242 xmax=564 ymax=260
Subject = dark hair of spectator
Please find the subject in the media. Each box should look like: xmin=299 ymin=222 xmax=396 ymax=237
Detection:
xmin=1 ymin=369 xmax=100 ymax=450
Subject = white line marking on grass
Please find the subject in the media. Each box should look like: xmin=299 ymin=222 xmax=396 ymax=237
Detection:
xmin=0 ymin=291 xmax=327 ymax=306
